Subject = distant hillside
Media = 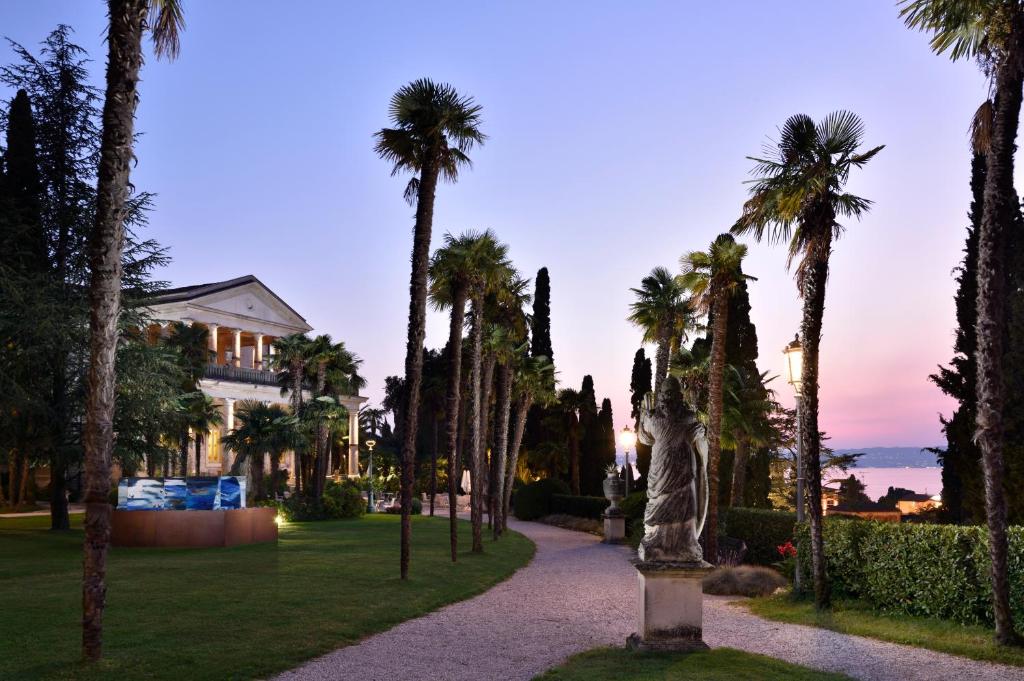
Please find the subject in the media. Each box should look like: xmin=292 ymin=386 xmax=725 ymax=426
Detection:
xmin=834 ymin=446 xmax=941 ymax=468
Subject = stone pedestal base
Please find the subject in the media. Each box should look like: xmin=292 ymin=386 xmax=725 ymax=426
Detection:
xmin=628 ymin=560 xmax=712 ymax=652
xmin=603 ymin=514 xmax=626 ymax=544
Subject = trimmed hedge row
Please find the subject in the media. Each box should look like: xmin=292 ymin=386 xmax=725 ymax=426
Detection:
xmin=721 ymin=507 xmax=797 ymax=566
xmin=795 ymin=519 xmax=1024 ymax=626
xmin=513 ymin=478 xmax=570 ymax=520
xmin=550 ymin=494 xmax=609 ymax=519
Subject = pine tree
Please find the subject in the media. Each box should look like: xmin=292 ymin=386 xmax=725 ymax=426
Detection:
xmin=629 ymin=348 xmax=653 ymax=486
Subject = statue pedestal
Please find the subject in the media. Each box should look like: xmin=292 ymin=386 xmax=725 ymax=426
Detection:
xmin=603 ymin=512 xmax=626 ymax=544
xmin=627 ymin=560 xmax=713 ymax=652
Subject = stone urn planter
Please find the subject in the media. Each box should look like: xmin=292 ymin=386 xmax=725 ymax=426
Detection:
xmin=603 ymin=465 xmax=625 ymax=517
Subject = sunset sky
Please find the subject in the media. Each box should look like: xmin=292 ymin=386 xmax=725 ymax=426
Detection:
xmin=3 ymin=2 xmax=991 ymax=449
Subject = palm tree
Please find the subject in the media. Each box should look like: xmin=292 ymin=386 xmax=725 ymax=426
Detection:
xmin=461 ymin=236 xmax=512 ymax=552
xmin=727 ymin=372 xmax=774 ymax=506
xmin=82 ymin=0 xmax=182 ymax=661
xmin=375 ymin=79 xmax=484 ymax=578
xmin=679 ymin=234 xmax=754 ymax=564
xmin=272 ymin=333 xmax=311 ymax=492
xmin=223 ymin=401 xmax=298 ymax=502
xmin=430 ymin=230 xmax=505 ymax=559
xmin=184 ymin=393 xmax=223 ymax=475
xmin=502 ymin=354 xmax=555 ymax=530
xmin=628 ymin=267 xmax=692 ymax=393
xmin=901 ymin=0 xmax=1024 ymax=645
xmin=732 ymin=110 xmax=882 ymax=610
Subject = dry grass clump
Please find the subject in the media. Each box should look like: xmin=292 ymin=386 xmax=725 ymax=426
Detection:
xmin=702 ymin=566 xmax=787 ymax=597
xmin=539 ymin=514 xmax=603 ymax=536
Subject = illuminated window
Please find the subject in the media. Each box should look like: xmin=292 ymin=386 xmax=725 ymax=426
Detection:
xmin=207 ymin=428 xmax=222 ymax=464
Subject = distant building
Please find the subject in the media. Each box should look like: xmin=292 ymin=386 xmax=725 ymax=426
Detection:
xmin=145 ymin=275 xmax=366 ymax=480
xmin=821 ymin=485 xmax=840 ymax=514
xmin=895 ymin=492 xmax=942 ymax=515
xmin=825 ymin=502 xmax=902 ymax=523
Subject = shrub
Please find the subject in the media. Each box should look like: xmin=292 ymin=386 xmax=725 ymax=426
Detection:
xmin=550 ymin=494 xmax=608 ymax=519
xmin=703 ymin=566 xmax=787 ymax=597
xmin=620 ymin=491 xmax=647 ymax=547
xmin=795 ymin=519 xmax=1024 ymax=626
xmin=383 ymin=496 xmax=422 ymax=515
xmin=721 ymin=507 xmax=797 ymax=566
xmin=277 ymin=480 xmax=365 ymax=521
xmin=539 ymin=513 xmax=602 ymax=535
xmin=513 ymin=478 xmax=570 ymax=520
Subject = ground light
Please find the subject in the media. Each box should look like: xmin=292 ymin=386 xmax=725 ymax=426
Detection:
xmin=365 ymin=439 xmax=377 ymax=513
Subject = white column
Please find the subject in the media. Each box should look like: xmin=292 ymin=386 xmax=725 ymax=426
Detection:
xmin=268 ymin=344 xmax=276 ymax=372
xmin=208 ymin=323 xmax=219 ymax=362
xmin=348 ymin=407 xmax=360 ymax=477
xmin=233 ymin=329 xmax=242 ymax=367
xmin=223 ymin=398 xmax=235 ymax=473
xmin=254 ymin=334 xmax=264 ymax=369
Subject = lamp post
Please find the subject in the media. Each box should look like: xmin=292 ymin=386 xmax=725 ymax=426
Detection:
xmin=365 ymin=439 xmax=377 ymax=513
xmin=783 ymin=334 xmax=804 ymax=592
xmin=619 ymin=426 xmax=637 ymax=497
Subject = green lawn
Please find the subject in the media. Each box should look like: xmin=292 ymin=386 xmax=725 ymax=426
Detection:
xmin=534 ymin=647 xmax=853 ymax=680
xmin=744 ymin=593 xmax=1024 ymax=667
xmin=0 ymin=512 xmax=534 ymax=681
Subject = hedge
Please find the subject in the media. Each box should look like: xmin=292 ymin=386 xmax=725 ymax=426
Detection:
xmin=550 ymin=494 xmax=609 ymax=519
xmin=795 ymin=519 xmax=1024 ymax=626
xmin=513 ymin=478 xmax=571 ymax=520
xmin=721 ymin=507 xmax=797 ymax=566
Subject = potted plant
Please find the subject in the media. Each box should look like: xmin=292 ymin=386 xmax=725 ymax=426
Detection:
xmin=603 ymin=463 xmax=625 ymax=516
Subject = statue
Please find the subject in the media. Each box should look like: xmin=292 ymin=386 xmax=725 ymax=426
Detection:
xmin=636 ymin=375 xmax=709 ymax=564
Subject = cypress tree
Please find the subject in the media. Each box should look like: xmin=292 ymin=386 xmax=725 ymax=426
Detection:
xmin=629 ymin=348 xmax=653 ymax=486
xmin=1 ymin=89 xmax=46 ymax=271
xmin=578 ymin=375 xmax=603 ymax=495
xmin=598 ymin=397 xmax=615 ymax=474
xmin=931 ymin=155 xmax=984 ymax=523
xmin=531 ymin=267 xmax=553 ymax=363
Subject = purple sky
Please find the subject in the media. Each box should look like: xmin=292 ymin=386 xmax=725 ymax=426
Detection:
xmin=3 ymin=2 xmax=990 ymax=449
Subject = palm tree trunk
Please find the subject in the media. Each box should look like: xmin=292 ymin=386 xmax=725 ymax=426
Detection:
xmin=503 ymin=393 xmax=532 ymax=531
xmin=654 ymin=332 xmax=669 ymax=394
xmin=976 ymin=51 xmax=1024 ymax=646
xmin=270 ymin=452 xmax=280 ymax=498
xmin=800 ymin=251 xmax=831 ymax=611
xmin=18 ymin=455 xmax=29 ymax=506
xmin=467 ymin=296 xmax=486 ymax=553
xmin=481 ymin=353 xmax=496 ymax=527
xmin=569 ymin=416 xmax=581 ymax=496
xmin=444 ymin=286 xmax=467 ymax=562
xmin=704 ymin=293 xmax=729 ymax=564
xmin=291 ymin=361 xmax=303 ymax=496
xmin=491 ymin=363 xmax=512 ymax=539
xmin=399 ymin=159 xmax=440 ymax=578
xmin=195 ymin=436 xmax=202 ymax=476
xmin=730 ymin=436 xmax=749 ymax=508
xmin=82 ymin=0 xmax=146 ymax=662
xmin=429 ymin=416 xmax=438 ymax=517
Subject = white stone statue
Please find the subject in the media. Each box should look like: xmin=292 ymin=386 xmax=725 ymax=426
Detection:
xmin=636 ymin=375 xmax=709 ymax=564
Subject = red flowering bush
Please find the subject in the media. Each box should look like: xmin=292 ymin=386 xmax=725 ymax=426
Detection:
xmin=777 ymin=541 xmax=797 ymax=558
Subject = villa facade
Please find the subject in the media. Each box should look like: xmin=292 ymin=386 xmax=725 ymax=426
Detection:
xmin=145 ymin=275 xmax=366 ymax=480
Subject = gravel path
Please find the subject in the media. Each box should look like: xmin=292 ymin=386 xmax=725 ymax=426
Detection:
xmin=274 ymin=518 xmax=1024 ymax=681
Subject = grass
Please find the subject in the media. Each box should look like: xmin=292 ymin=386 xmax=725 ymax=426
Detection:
xmin=533 ymin=647 xmax=853 ymax=680
xmin=745 ymin=593 xmax=1024 ymax=667
xmin=0 ymin=512 xmax=534 ymax=681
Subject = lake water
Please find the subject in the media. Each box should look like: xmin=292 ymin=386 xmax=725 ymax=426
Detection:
xmin=838 ymin=467 xmax=943 ymax=501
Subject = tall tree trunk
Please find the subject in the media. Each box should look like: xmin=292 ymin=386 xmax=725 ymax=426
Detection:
xmin=429 ymin=416 xmax=438 ymax=517
xmin=730 ymin=436 xmax=749 ymax=508
xmin=50 ymin=459 xmax=70 ymax=531
xmin=569 ymin=416 xmax=581 ymax=495
xmin=800 ymin=249 xmax=832 ymax=611
xmin=195 ymin=435 xmax=203 ymax=476
xmin=399 ymin=159 xmax=440 ymax=578
xmin=491 ymin=363 xmax=512 ymax=539
xmin=290 ymin=360 xmax=304 ymax=496
xmin=18 ymin=455 xmax=29 ymax=506
xmin=178 ymin=430 xmax=189 ymax=478
xmin=503 ymin=393 xmax=532 ymax=531
xmin=466 ymin=296 xmax=485 ymax=553
xmin=977 ymin=48 xmax=1024 ymax=646
xmin=82 ymin=0 xmax=146 ymax=662
xmin=444 ymin=286 xmax=467 ymax=561
xmin=653 ymin=332 xmax=669 ymax=394
xmin=704 ymin=293 xmax=729 ymax=564
xmin=480 ymin=352 xmax=496 ymax=527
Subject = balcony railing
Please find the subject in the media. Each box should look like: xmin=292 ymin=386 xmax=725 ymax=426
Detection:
xmin=203 ymin=363 xmax=282 ymax=388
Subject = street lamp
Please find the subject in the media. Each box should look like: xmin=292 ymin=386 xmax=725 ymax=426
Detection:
xmin=365 ymin=439 xmax=377 ymax=513
xmin=619 ymin=426 xmax=637 ymax=497
xmin=782 ymin=334 xmax=804 ymax=592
